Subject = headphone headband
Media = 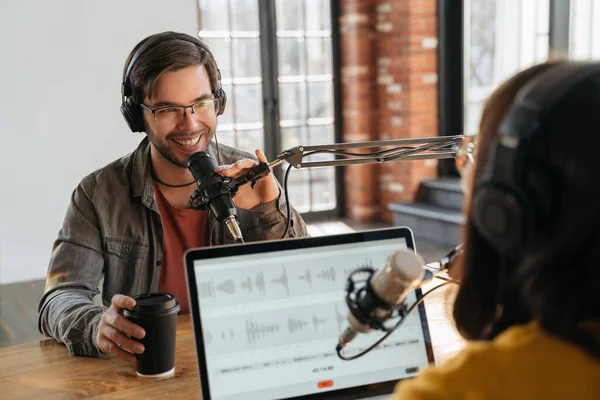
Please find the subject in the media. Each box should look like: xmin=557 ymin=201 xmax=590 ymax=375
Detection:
xmin=473 ymin=61 xmax=600 ymax=254
xmin=121 ymin=32 xmax=221 ymax=98
xmin=120 ymin=32 xmax=226 ymax=133
xmin=500 ymin=61 xmax=600 ymax=141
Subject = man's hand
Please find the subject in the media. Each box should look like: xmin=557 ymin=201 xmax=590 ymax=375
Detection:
xmin=96 ymin=294 xmax=146 ymax=363
xmin=215 ymin=149 xmax=279 ymax=210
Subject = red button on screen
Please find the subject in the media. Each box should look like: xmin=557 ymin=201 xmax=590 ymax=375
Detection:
xmin=318 ymin=380 xmax=334 ymax=389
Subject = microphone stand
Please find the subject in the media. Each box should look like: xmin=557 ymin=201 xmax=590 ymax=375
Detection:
xmin=267 ymin=135 xmax=463 ymax=169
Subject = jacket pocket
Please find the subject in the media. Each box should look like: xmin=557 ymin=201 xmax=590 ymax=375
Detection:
xmin=105 ymin=236 xmax=149 ymax=257
xmin=103 ymin=236 xmax=150 ymax=303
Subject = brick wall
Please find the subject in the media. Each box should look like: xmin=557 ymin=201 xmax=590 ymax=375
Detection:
xmin=340 ymin=0 xmax=439 ymax=222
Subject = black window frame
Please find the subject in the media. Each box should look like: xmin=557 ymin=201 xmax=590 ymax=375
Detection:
xmin=257 ymin=0 xmax=344 ymax=219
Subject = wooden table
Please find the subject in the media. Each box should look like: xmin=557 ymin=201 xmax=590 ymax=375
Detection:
xmin=0 ymin=281 xmax=464 ymax=399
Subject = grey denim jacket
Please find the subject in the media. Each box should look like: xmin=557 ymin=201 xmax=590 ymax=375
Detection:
xmin=38 ymin=137 xmax=308 ymax=356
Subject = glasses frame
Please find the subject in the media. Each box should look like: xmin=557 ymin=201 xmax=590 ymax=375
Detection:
xmin=140 ymin=98 xmax=220 ymax=126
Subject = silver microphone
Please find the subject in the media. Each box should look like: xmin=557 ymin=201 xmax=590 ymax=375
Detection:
xmin=338 ymin=249 xmax=425 ymax=347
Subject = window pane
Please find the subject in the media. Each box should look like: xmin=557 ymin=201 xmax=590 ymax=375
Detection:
xmin=278 ymin=38 xmax=305 ymax=76
xmin=469 ymin=0 xmax=496 ymax=88
xmin=233 ymin=84 xmax=263 ymax=124
xmin=307 ymin=124 xmax=334 ymax=145
xmin=305 ymin=0 xmax=331 ymax=31
xmin=281 ymin=126 xmax=307 ymax=151
xmin=199 ymin=1 xmax=229 ymax=31
xmin=307 ymin=125 xmax=335 ymax=162
xmin=232 ymin=38 xmax=261 ymax=78
xmin=279 ymin=83 xmax=307 ymax=121
xmin=309 ymin=167 xmax=336 ymax=211
xmin=276 ymin=0 xmax=304 ymax=31
xmin=201 ymin=38 xmax=232 ymax=79
xmin=219 ymin=84 xmax=234 ymax=126
xmin=229 ymin=0 xmax=259 ymax=32
xmin=307 ymin=82 xmax=333 ymax=119
xmin=216 ymin=130 xmax=236 ymax=150
xmin=236 ymin=129 xmax=265 ymax=154
xmin=306 ymin=38 xmax=332 ymax=76
xmin=286 ymin=170 xmax=311 ymax=212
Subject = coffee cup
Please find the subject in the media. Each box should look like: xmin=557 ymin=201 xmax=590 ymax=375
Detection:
xmin=124 ymin=293 xmax=180 ymax=379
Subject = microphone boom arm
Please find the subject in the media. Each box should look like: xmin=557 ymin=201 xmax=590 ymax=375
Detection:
xmin=221 ymin=135 xmax=464 ymax=197
xmin=269 ymin=135 xmax=463 ymax=169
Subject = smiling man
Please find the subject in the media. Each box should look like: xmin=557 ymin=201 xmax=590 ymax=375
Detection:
xmin=38 ymin=31 xmax=308 ymax=361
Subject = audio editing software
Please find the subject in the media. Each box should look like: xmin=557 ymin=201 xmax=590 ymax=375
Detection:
xmin=193 ymin=238 xmax=430 ymax=400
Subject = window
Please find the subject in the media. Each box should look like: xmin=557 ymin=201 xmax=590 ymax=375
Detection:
xmin=276 ymin=0 xmax=336 ymax=213
xmin=464 ymin=0 xmax=550 ymax=135
xmin=569 ymin=0 xmax=600 ymax=59
xmin=198 ymin=0 xmax=265 ymax=155
xmin=198 ymin=0 xmax=338 ymax=214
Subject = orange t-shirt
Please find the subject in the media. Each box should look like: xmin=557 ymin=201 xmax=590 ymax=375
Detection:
xmin=153 ymin=183 xmax=209 ymax=314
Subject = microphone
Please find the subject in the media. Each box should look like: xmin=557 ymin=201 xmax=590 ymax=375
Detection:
xmin=338 ymin=249 xmax=425 ymax=348
xmin=187 ymin=151 xmax=244 ymax=243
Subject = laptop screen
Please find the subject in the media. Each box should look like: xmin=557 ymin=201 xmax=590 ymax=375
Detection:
xmin=186 ymin=228 xmax=434 ymax=400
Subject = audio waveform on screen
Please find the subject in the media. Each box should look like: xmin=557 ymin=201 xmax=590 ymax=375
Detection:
xmin=316 ymin=267 xmax=336 ymax=282
xmin=217 ymin=279 xmax=235 ymax=294
xmin=312 ymin=313 xmax=328 ymax=332
xmin=220 ymin=329 xmax=235 ymax=340
xmin=240 ymin=270 xmax=266 ymax=295
xmin=343 ymin=258 xmax=375 ymax=276
xmin=287 ymin=317 xmax=309 ymax=333
xmin=270 ymin=266 xmax=290 ymax=295
xmin=199 ymin=258 xmax=379 ymax=303
xmin=199 ymin=278 xmax=216 ymax=299
xmin=205 ymin=302 xmax=356 ymax=355
xmin=246 ymin=319 xmax=280 ymax=344
xmin=298 ymin=269 xmax=312 ymax=287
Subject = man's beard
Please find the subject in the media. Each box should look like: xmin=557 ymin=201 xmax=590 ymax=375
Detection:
xmin=146 ymin=126 xmax=215 ymax=168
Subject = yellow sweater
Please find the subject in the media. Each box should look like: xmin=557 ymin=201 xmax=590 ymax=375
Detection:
xmin=391 ymin=322 xmax=600 ymax=400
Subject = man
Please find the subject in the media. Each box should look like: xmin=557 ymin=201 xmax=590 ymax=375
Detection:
xmin=38 ymin=31 xmax=308 ymax=362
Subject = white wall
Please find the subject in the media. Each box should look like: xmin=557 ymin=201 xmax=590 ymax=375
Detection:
xmin=0 ymin=0 xmax=199 ymax=284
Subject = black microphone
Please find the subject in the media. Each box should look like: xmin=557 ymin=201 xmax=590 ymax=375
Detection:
xmin=338 ymin=249 xmax=425 ymax=347
xmin=187 ymin=151 xmax=244 ymax=243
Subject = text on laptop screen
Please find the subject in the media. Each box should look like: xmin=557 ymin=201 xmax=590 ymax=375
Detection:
xmin=192 ymin=237 xmax=430 ymax=400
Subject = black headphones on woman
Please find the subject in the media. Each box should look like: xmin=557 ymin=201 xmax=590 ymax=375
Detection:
xmin=472 ymin=61 xmax=600 ymax=255
xmin=120 ymin=32 xmax=227 ymax=133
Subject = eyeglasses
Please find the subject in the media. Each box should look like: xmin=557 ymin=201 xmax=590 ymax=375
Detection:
xmin=455 ymin=136 xmax=477 ymax=170
xmin=140 ymin=98 xmax=220 ymax=127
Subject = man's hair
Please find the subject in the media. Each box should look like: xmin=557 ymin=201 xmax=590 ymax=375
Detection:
xmin=454 ymin=61 xmax=600 ymax=358
xmin=123 ymin=31 xmax=220 ymax=104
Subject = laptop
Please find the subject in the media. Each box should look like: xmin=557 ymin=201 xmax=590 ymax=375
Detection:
xmin=185 ymin=227 xmax=435 ymax=400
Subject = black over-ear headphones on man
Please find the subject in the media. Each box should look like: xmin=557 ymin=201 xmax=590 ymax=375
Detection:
xmin=472 ymin=61 xmax=600 ymax=255
xmin=120 ymin=32 xmax=227 ymax=133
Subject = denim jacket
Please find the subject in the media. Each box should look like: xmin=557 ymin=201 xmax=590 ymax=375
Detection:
xmin=38 ymin=137 xmax=308 ymax=356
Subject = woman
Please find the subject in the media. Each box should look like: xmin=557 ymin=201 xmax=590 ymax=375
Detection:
xmin=391 ymin=61 xmax=600 ymax=399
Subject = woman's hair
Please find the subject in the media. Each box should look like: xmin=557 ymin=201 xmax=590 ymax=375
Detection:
xmin=453 ymin=61 xmax=600 ymax=358
xmin=123 ymin=31 xmax=221 ymax=104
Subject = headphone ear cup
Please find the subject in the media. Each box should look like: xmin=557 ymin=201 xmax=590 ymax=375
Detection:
xmin=120 ymin=97 xmax=145 ymax=133
xmin=214 ymin=88 xmax=227 ymax=116
xmin=471 ymin=185 xmax=532 ymax=253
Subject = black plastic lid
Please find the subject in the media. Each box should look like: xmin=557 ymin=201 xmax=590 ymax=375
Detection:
xmin=125 ymin=293 xmax=180 ymax=315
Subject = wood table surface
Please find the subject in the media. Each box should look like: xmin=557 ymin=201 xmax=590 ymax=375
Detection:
xmin=0 ymin=280 xmax=464 ymax=400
